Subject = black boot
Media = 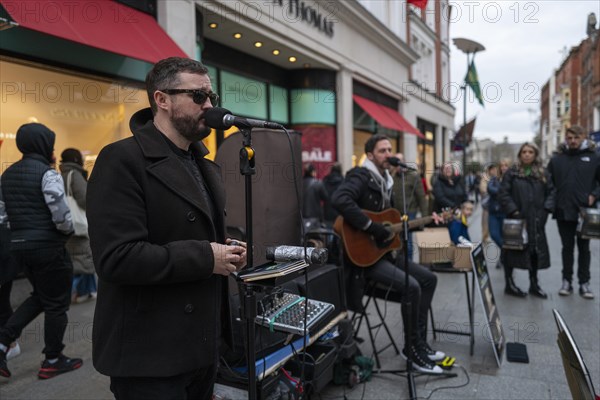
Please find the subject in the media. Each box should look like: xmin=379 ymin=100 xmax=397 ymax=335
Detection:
xmin=504 ymin=265 xmax=527 ymax=297
xmin=505 ymin=277 xmax=527 ymax=297
xmin=529 ymin=269 xmax=547 ymax=299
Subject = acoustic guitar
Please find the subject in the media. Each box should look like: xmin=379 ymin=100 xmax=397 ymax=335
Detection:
xmin=333 ymin=208 xmax=451 ymax=267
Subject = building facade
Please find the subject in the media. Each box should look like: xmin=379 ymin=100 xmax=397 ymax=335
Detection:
xmin=539 ymin=13 xmax=600 ymax=158
xmin=1 ymin=0 xmax=455 ymax=179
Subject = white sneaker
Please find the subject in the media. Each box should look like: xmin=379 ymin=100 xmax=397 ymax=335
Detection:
xmin=559 ymin=279 xmax=573 ymax=296
xmin=6 ymin=342 xmax=20 ymax=360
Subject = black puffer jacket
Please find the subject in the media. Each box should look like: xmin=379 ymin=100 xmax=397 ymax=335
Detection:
xmin=547 ymin=141 xmax=600 ymax=221
xmin=498 ymin=166 xmax=553 ymax=269
xmin=432 ymin=175 xmax=467 ymax=211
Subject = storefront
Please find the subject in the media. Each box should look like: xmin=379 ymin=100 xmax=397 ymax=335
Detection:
xmin=0 ymin=0 xmax=186 ymax=170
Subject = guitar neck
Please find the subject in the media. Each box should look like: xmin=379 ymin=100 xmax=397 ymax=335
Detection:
xmin=390 ymin=216 xmax=434 ymax=233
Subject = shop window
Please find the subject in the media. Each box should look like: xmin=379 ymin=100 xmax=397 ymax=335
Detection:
xmin=0 ymin=60 xmax=148 ymax=172
xmin=220 ymin=71 xmax=268 ymax=120
xmin=290 ymin=89 xmax=336 ymax=125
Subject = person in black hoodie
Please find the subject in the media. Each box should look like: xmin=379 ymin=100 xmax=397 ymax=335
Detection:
xmin=0 ymin=123 xmax=82 ymax=379
xmin=547 ymin=126 xmax=600 ymax=299
xmin=322 ymin=162 xmax=344 ymax=225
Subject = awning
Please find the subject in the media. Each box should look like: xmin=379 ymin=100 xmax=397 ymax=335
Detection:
xmin=0 ymin=0 xmax=187 ymax=64
xmin=353 ymin=94 xmax=424 ymax=138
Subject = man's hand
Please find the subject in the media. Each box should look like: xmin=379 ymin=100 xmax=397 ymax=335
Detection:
xmin=366 ymin=222 xmax=394 ymax=247
xmin=432 ymin=212 xmax=444 ymax=225
xmin=226 ymin=238 xmax=247 ymax=271
xmin=210 ymin=241 xmax=246 ymax=276
xmin=589 ymin=195 xmax=597 ymax=206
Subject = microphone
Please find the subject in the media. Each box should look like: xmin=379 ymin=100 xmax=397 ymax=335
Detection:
xmin=204 ymin=107 xmax=283 ymax=130
xmin=387 ymin=156 xmax=417 ymax=171
xmin=266 ymin=245 xmax=328 ymax=265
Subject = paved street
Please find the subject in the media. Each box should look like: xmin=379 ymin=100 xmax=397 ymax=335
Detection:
xmin=0 ymin=203 xmax=598 ymax=399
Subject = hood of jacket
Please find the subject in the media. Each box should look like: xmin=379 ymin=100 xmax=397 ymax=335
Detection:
xmin=557 ymin=139 xmax=597 ymax=155
xmin=15 ymin=123 xmax=55 ymax=163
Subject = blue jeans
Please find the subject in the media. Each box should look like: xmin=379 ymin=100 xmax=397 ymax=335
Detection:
xmin=488 ymin=213 xmax=505 ymax=249
xmin=72 ymin=274 xmax=97 ymax=296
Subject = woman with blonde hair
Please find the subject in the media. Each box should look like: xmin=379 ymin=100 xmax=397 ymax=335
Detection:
xmin=498 ymin=143 xmax=553 ymax=298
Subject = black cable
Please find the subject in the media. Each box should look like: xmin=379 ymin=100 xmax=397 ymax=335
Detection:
xmin=415 ymin=365 xmax=471 ymax=400
xmin=282 ymin=126 xmax=310 ymax=399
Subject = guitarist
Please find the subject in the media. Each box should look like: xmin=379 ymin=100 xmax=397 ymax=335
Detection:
xmin=332 ymin=134 xmax=444 ymax=374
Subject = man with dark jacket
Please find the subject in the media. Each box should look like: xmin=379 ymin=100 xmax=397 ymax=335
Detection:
xmin=302 ymin=163 xmax=328 ymax=229
xmin=87 ymin=57 xmax=246 ymax=399
xmin=392 ymin=153 xmax=428 ymax=258
xmin=547 ymin=126 xmax=600 ymax=299
xmin=322 ymin=162 xmax=344 ymax=225
xmin=332 ymin=134 xmax=443 ymax=374
xmin=0 ymin=123 xmax=81 ymax=379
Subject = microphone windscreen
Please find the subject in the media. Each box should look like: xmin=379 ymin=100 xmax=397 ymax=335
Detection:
xmin=204 ymin=107 xmax=231 ymax=130
xmin=387 ymin=156 xmax=402 ymax=167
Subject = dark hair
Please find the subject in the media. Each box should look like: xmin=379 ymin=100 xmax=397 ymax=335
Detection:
xmin=330 ymin=162 xmax=342 ymax=175
xmin=61 ymin=148 xmax=83 ymax=166
xmin=146 ymin=57 xmax=209 ymax=114
xmin=304 ymin=163 xmax=316 ymax=177
xmin=364 ymin=134 xmax=390 ymax=154
xmin=566 ymin=125 xmax=584 ymax=137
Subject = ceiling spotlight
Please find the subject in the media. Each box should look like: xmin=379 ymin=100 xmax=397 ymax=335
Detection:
xmin=288 ymin=56 xmax=297 ymax=63
xmin=254 ymin=41 xmax=263 ymax=48
xmin=303 ymin=63 xmax=311 ymax=68
xmin=233 ymin=33 xmax=242 ymax=39
xmin=272 ymin=49 xmax=280 ymax=55
xmin=208 ymin=22 xmax=218 ymax=29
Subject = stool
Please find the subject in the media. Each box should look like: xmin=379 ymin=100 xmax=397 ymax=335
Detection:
xmin=428 ymin=264 xmax=475 ymax=355
xmin=351 ymin=281 xmax=400 ymax=368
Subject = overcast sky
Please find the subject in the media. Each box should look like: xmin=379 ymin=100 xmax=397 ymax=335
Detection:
xmin=449 ymin=0 xmax=599 ymax=143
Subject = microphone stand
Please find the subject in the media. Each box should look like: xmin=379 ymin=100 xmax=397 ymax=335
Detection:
xmin=238 ymin=126 xmax=258 ymax=400
xmin=399 ymin=167 xmax=417 ymax=399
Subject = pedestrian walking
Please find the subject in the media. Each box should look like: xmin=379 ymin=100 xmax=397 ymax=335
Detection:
xmin=547 ymin=125 xmax=600 ymax=299
xmin=59 ymin=148 xmax=97 ymax=303
xmin=302 ymin=163 xmax=329 ymax=231
xmin=87 ymin=57 xmax=247 ymax=399
xmin=322 ymin=162 xmax=344 ymax=226
xmin=486 ymin=161 xmax=510 ymax=269
xmin=498 ymin=143 xmax=553 ymax=298
xmin=0 ymin=123 xmax=82 ymax=379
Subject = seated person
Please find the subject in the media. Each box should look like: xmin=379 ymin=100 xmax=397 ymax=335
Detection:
xmin=332 ymin=134 xmax=444 ymax=374
xmin=448 ymin=201 xmax=474 ymax=244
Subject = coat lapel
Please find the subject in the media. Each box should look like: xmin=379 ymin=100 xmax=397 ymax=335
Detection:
xmin=133 ymin=117 xmax=220 ymax=225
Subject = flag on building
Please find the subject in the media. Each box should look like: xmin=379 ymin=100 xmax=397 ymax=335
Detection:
xmin=465 ymin=61 xmax=484 ymax=106
xmin=407 ymin=0 xmax=428 ymax=10
xmin=453 ymin=118 xmax=477 ymax=149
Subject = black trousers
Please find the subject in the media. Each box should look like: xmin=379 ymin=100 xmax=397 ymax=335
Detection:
xmin=364 ymin=254 xmax=437 ymax=344
xmin=0 ymin=246 xmax=72 ymax=359
xmin=0 ymin=281 xmax=13 ymax=327
xmin=557 ymin=220 xmax=591 ymax=285
xmin=110 ymin=364 xmax=217 ymax=400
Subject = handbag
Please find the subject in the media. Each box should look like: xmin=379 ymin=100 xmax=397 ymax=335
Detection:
xmin=502 ymin=218 xmax=528 ymax=250
xmin=577 ymin=207 xmax=600 ymax=239
xmin=65 ymin=170 xmax=89 ymax=238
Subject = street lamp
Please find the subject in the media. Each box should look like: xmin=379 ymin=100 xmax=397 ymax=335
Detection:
xmin=453 ymin=38 xmax=485 ymax=173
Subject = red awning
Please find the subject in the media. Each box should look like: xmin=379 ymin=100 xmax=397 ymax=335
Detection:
xmin=353 ymin=95 xmax=424 ymax=138
xmin=0 ymin=0 xmax=187 ymax=64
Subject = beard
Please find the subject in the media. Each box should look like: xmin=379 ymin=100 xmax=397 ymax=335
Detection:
xmin=169 ymin=109 xmax=211 ymax=142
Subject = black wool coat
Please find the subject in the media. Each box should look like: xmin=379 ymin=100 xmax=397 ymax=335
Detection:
xmin=498 ymin=166 xmax=553 ymax=269
xmin=432 ymin=176 xmax=467 ymax=211
xmin=87 ymin=108 xmax=230 ymax=377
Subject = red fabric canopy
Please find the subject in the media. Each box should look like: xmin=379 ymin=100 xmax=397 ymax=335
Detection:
xmin=1 ymin=0 xmax=187 ymax=63
xmin=353 ymin=95 xmax=424 ymax=138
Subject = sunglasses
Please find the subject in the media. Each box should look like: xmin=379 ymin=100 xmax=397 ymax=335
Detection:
xmin=161 ymin=89 xmax=219 ymax=106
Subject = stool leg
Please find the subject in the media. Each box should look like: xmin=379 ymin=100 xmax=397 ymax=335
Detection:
xmin=465 ymin=272 xmax=475 ymax=356
xmin=363 ymin=307 xmax=382 ymax=369
xmin=429 ymin=308 xmax=437 ymax=341
xmin=373 ymin=297 xmax=400 ymax=355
